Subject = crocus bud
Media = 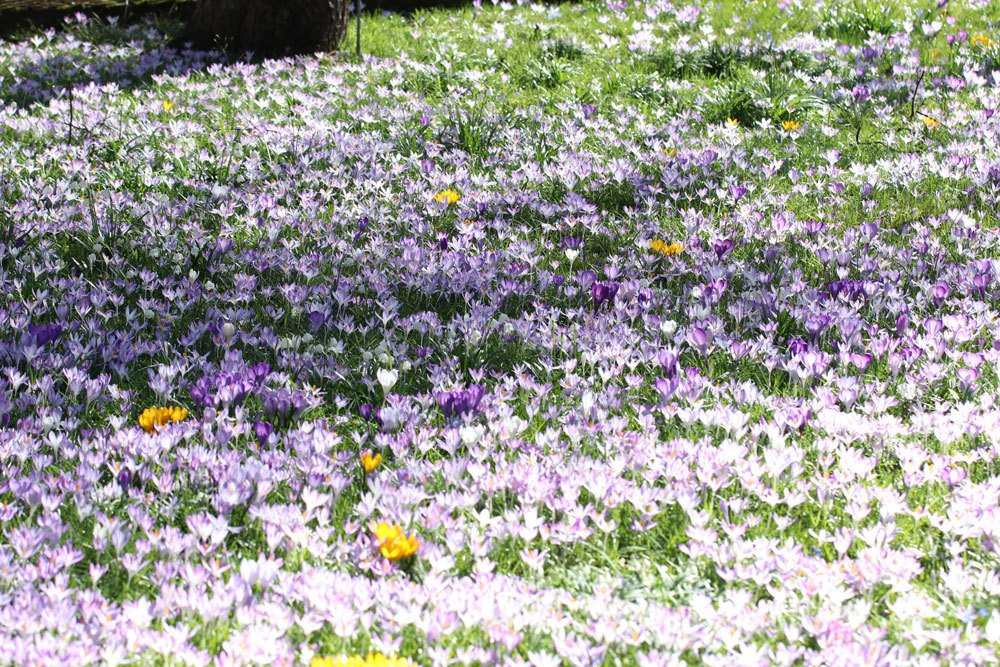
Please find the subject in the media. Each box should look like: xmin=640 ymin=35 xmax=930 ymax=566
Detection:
xmin=377 ymin=368 xmax=399 ymax=395
xmin=254 ymin=421 xmax=273 ymax=447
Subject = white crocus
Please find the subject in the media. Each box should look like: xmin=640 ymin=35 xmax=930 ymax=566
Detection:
xmin=376 ymin=368 xmax=398 ymax=394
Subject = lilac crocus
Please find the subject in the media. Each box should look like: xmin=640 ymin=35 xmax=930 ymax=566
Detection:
xmin=686 ymin=326 xmax=711 ymax=354
xmin=932 ymin=282 xmax=950 ymax=306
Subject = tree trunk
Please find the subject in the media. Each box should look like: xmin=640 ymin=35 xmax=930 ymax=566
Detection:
xmin=183 ymin=0 xmax=349 ymax=56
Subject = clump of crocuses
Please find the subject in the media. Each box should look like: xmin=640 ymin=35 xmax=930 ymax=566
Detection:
xmin=437 ymin=384 xmax=485 ymax=419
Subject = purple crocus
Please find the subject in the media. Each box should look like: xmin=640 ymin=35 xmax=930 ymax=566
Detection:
xmin=789 ymin=338 xmax=809 ymax=355
xmin=308 ymin=311 xmax=327 ymax=333
xmin=591 ymin=282 xmax=619 ymax=310
xmin=260 ymin=387 xmax=310 ymax=425
xmin=687 ymin=326 xmax=711 ymax=354
xmin=27 ymin=323 xmax=62 ymax=346
xmin=957 ymin=367 xmax=979 ymax=393
xmin=712 ymin=239 xmax=734 ymax=258
xmin=655 ymin=377 xmax=679 ymax=402
xmin=438 ymin=384 xmax=485 ymax=419
xmin=932 ymin=282 xmax=950 ymax=306
xmin=117 ymin=468 xmax=132 ymax=491
xmin=658 ymin=349 xmax=679 ymax=378
xmin=942 ymin=466 xmax=967 ymax=487
xmin=805 ymin=314 xmax=831 ymax=339
xmin=254 ymin=421 xmax=274 ymax=446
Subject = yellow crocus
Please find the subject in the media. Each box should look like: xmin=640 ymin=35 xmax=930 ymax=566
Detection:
xmin=360 ymin=450 xmax=382 ymax=474
xmin=138 ymin=406 xmax=187 ymax=433
xmin=434 ymin=189 xmax=460 ymax=205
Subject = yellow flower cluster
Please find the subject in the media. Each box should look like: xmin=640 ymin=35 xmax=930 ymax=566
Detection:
xmin=434 ymin=189 xmax=460 ymax=205
xmin=661 ymin=148 xmax=676 ymax=157
xmin=360 ymin=450 xmax=382 ymax=474
xmin=922 ymin=116 xmax=940 ymax=129
xmin=650 ymin=239 xmax=683 ymax=257
xmin=162 ymin=100 xmax=175 ymax=112
xmin=781 ymin=120 xmax=803 ymax=132
xmin=311 ymin=654 xmax=415 ymax=667
xmin=373 ymin=521 xmax=419 ymax=561
xmin=725 ymin=117 xmax=740 ymax=128
xmin=138 ymin=406 xmax=187 ymax=433
xmin=971 ymin=34 xmax=994 ymax=47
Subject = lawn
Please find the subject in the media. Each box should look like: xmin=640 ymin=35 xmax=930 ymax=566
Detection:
xmin=1 ymin=0 xmax=1000 ymax=664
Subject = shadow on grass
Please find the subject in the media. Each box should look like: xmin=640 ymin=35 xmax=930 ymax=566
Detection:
xmin=0 ymin=5 xmax=231 ymax=109
xmin=0 ymin=0 xmax=503 ymax=109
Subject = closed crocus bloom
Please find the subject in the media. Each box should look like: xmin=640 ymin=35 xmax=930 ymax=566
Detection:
xmin=655 ymin=377 xmax=679 ymax=401
xmin=117 ymin=468 xmax=132 ymax=491
xmin=850 ymin=353 xmax=873 ymax=372
xmin=687 ymin=326 xmax=711 ymax=353
xmin=932 ymin=282 xmax=950 ymax=305
xmin=591 ymin=282 xmax=619 ymax=310
xmin=360 ymin=450 xmax=382 ymax=474
xmin=658 ymin=348 xmax=679 ymax=376
xmin=253 ymin=421 xmax=273 ymax=446
xmin=437 ymin=384 xmax=485 ymax=419
xmin=942 ymin=466 xmax=968 ymax=486
xmin=376 ymin=368 xmax=398 ymax=394
xmin=957 ymin=367 xmax=979 ymax=391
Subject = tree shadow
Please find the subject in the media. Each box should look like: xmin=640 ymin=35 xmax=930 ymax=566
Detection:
xmin=0 ymin=1 xmax=194 ymax=38
xmin=0 ymin=0 xmax=562 ymax=109
xmin=0 ymin=9 xmax=231 ymax=109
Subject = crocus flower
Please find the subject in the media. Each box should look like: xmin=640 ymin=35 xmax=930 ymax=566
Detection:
xmin=437 ymin=384 xmax=485 ymax=419
xmin=27 ymin=323 xmax=62 ymax=346
xmin=372 ymin=521 xmax=419 ymax=561
xmin=377 ymin=368 xmax=399 ymax=395
xmin=360 ymin=450 xmax=382 ymax=474
xmin=686 ymin=326 xmax=711 ymax=354
xmin=254 ymin=420 xmax=273 ymax=446
xmin=138 ymin=406 xmax=187 ymax=433
xmin=591 ymin=282 xmax=619 ymax=310
xmin=712 ymin=239 xmax=734 ymax=258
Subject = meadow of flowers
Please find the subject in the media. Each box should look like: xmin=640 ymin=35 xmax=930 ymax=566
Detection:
xmin=1 ymin=0 xmax=1000 ymax=664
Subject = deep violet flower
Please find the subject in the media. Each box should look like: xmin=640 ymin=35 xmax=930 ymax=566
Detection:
xmin=27 ymin=323 xmax=62 ymax=346
xmin=591 ymin=282 xmax=619 ymax=310
xmin=254 ymin=420 xmax=274 ymax=446
xmin=711 ymin=239 xmax=734 ymax=259
xmin=437 ymin=384 xmax=485 ymax=419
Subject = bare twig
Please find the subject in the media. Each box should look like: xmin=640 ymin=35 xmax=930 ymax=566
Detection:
xmin=908 ymin=70 xmax=925 ymax=120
